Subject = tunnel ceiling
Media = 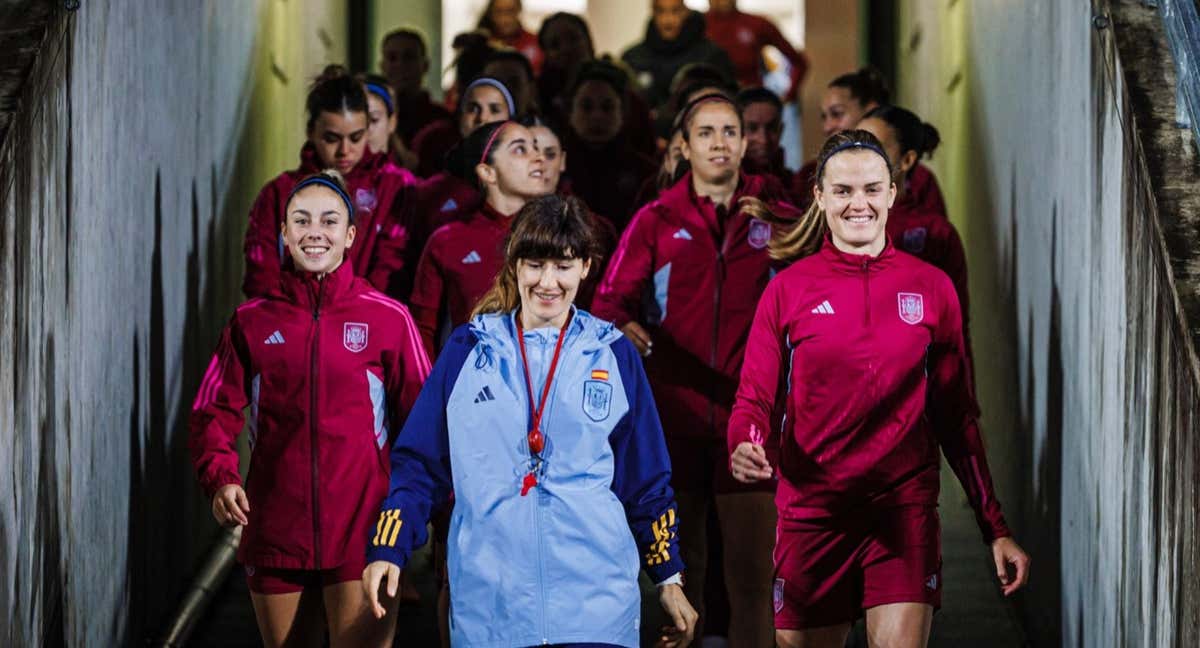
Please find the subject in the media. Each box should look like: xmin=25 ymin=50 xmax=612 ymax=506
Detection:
xmin=0 ymin=0 xmax=56 ymax=148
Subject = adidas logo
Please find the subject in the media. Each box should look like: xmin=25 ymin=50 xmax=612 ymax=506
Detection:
xmin=462 ymin=250 xmax=482 ymax=264
xmin=672 ymin=228 xmax=693 ymax=240
xmin=440 ymin=198 xmax=458 ymax=212
xmin=474 ymin=385 xmax=496 ymax=403
xmin=810 ymin=300 xmax=835 ymax=315
xmin=264 ymin=330 xmax=285 ymax=344
xmin=925 ymin=574 xmax=939 ymax=590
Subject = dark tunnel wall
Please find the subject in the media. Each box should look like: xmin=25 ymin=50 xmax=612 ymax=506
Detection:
xmin=0 ymin=2 xmax=348 ymax=644
xmin=894 ymin=0 xmax=1200 ymax=644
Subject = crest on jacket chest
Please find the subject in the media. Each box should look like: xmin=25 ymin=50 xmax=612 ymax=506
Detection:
xmin=344 ymin=322 xmax=369 ymax=352
xmin=747 ymin=218 xmax=772 ymax=250
xmin=897 ymin=293 xmax=924 ymax=325
xmin=355 ymin=187 xmax=377 ymax=213
xmin=582 ymin=379 xmax=613 ymax=422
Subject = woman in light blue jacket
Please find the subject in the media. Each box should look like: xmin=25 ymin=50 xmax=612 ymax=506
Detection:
xmin=363 ymin=194 xmax=698 ymax=647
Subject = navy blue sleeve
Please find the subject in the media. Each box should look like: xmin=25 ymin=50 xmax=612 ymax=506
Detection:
xmin=367 ymin=326 xmax=476 ymax=568
xmin=608 ymin=336 xmax=686 ymax=584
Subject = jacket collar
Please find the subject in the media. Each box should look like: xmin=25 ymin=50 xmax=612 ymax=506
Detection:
xmin=818 ymin=234 xmax=896 ymax=274
xmin=279 ymin=257 xmax=356 ymax=310
xmin=469 ymin=307 xmax=623 ymax=361
xmin=479 ymin=201 xmax=517 ymax=226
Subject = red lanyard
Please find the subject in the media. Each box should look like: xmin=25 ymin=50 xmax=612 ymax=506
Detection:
xmin=516 ymin=311 xmax=572 ymax=495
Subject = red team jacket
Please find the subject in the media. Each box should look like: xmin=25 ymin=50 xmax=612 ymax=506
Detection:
xmin=408 ymin=202 xmax=514 ymax=356
xmin=593 ymin=172 xmax=799 ymax=441
xmin=705 ymin=9 xmax=809 ymax=97
xmin=727 ymin=239 xmax=1009 ymax=542
xmin=190 ymin=261 xmax=430 ymax=569
xmin=242 ymin=144 xmax=412 ymax=298
xmin=394 ymin=172 xmax=483 ymax=300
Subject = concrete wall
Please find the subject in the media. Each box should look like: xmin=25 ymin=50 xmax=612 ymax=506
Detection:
xmin=893 ymin=0 xmax=1200 ymax=644
xmin=0 ymin=1 xmax=348 ymax=644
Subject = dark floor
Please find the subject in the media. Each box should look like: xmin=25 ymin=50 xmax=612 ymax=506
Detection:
xmin=188 ymin=466 xmax=1029 ymax=647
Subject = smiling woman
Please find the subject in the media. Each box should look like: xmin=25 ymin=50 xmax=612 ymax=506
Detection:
xmin=241 ymin=66 xmax=414 ymax=299
xmin=191 ymin=168 xmax=430 ymax=648
xmin=363 ymin=194 xmax=697 ymax=647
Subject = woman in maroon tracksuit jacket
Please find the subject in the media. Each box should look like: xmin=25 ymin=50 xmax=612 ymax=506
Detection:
xmin=728 ymin=130 xmax=1029 ymax=647
xmin=191 ymin=172 xmax=430 ymax=647
xmin=242 ymin=69 xmax=412 ymax=299
xmin=592 ymin=93 xmax=798 ymax=646
xmin=408 ymin=120 xmax=546 ymax=358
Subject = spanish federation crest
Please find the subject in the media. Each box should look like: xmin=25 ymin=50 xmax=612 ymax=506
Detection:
xmin=901 ymin=226 xmax=928 ymax=253
xmin=582 ymin=380 xmax=613 ymax=422
xmin=747 ymin=218 xmax=772 ymax=250
xmin=344 ymin=322 xmax=369 ymax=352
xmin=355 ymin=187 xmax=378 ymax=213
xmin=897 ymin=293 xmax=924 ymax=325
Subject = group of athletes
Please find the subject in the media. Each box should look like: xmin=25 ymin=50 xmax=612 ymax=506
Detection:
xmin=188 ymin=1 xmax=1031 ymax=646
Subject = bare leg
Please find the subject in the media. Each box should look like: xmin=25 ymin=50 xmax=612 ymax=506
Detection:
xmin=249 ymin=589 xmax=326 ymax=648
xmin=715 ymin=492 xmax=777 ymax=648
xmin=323 ymin=579 xmax=400 ymax=648
xmin=776 ymin=624 xmax=853 ymax=648
xmin=864 ymin=602 xmax=933 ymax=648
xmin=674 ymin=490 xmax=710 ymax=646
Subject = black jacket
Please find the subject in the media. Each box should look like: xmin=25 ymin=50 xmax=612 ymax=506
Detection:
xmin=621 ymin=11 xmax=735 ymax=113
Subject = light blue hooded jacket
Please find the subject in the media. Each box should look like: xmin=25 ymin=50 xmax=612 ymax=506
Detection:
xmin=367 ymin=309 xmax=684 ymax=647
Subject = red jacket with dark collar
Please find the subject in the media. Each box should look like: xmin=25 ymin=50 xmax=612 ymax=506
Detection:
xmin=190 ymin=261 xmax=430 ymax=569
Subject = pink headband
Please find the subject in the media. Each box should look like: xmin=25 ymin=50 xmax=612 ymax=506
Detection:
xmin=479 ymin=121 xmax=513 ymax=165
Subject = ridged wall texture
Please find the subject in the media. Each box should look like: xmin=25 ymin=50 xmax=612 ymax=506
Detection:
xmin=0 ymin=2 xmax=347 ymax=644
xmin=894 ymin=1 xmax=1200 ymax=645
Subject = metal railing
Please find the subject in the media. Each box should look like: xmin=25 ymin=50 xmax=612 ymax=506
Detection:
xmin=1148 ymin=0 xmax=1200 ymax=147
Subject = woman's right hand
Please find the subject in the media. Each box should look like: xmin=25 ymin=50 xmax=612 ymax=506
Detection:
xmin=211 ymin=484 xmax=250 ymax=527
xmin=730 ymin=442 xmax=773 ymax=483
xmin=621 ymin=321 xmax=653 ymax=357
xmin=362 ymin=561 xmax=402 ymax=619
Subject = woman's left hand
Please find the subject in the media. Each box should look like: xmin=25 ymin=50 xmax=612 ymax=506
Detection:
xmin=991 ymin=536 xmax=1031 ymax=596
xmin=656 ymin=583 xmax=698 ymax=648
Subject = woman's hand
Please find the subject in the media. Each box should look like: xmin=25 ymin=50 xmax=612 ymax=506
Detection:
xmin=656 ymin=583 xmax=698 ymax=647
xmin=211 ymin=484 xmax=249 ymax=527
xmin=362 ymin=560 xmax=402 ymax=619
xmin=991 ymin=536 xmax=1030 ymax=596
xmin=730 ymin=442 xmax=773 ymax=483
xmin=621 ymin=321 xmax=653 ymax=357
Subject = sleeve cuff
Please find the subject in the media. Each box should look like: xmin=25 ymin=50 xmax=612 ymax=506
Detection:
xmin=644 ymin=554 xmax=686 ymax=585
xmin=655 ymin=572 xmax=683 ymax=587
xmin=365 ymin=545 xmax=411 ymax=569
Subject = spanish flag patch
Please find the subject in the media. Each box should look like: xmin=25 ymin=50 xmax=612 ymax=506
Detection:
xmin=591 ymin=369 xmax=609 ymax=381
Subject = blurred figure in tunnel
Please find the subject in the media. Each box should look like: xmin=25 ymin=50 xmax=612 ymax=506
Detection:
xmin=477 ymin=0 xmax=543 ymax=74
xmin=379 ymin=28 xmax=452 ymax=149
xmin=705 ymin=0 xmax=809 ymax=98
xmin=622 ymin=0 xmax=735 ymax=124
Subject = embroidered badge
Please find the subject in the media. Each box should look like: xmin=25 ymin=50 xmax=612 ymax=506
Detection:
xmin=901 ymin=227 xmax=928 ymax=253
xmin=897 ymin=293 xmax=925 ymax=325
xmin=747 ymin=218 xmax=772 ymax=250
xmin=582 ymin=380 xmax=613 ymax=422
xmin=355 ymin=188 xmax=378 ymax=212
xmin=344 ymin=322 xmax=369 ymax=352
xmin=773 ymin=578 xmax=786 ymax=613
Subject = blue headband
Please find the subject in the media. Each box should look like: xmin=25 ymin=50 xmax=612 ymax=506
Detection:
xmin=288 ymin=176 xmax=356 ymax=224
xmin=462 ymin=77 xmax=516 ymax=116
xmin=815 ymin=141 xmax=891 ymax=181
xmin=365 ymin=82 xmax=394 ymax=115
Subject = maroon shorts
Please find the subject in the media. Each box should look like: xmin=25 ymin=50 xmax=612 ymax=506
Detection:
xmin=772 ymin=506 xmax=942 ymax=629
xmin=245 ymin=559 xmax=364 ymax=595
xmin=666 ymin=435 xmax=776 ymax=495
